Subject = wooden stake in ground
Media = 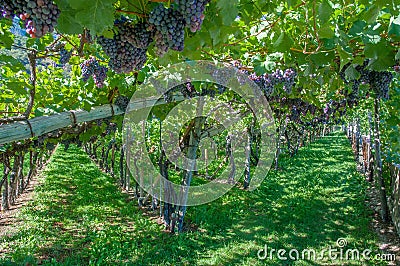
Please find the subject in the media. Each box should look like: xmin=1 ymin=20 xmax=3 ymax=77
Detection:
xmin=374 ymin=97 xmax=389 ymax=223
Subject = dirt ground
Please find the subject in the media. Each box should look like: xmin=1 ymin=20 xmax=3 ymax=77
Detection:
xmin=366 ymin=183 xmax=400 ymax=265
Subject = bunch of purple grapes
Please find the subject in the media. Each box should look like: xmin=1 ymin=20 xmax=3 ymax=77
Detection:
xmin=340 ymin=60 xmax=394 ymax=100
xmin=93 ymin=65 xmax=107 ymax=88
xmin=263 ymin=72 xmax=281 ymax=94
xmin=121 ymin=21 xmax=155 ymax=49
xmin=369 ymin=70 xmax=393 ymax=100
xmin=148 ymin=4 xmax=186 ymax=56
xmin=80 ymin=57 xmax=108 ymax=88
xmin=153 ymin=31 xmax=169 ymax=57
xmin=59 ymin=47 xmax=72 ymax=65
xmin=0 ymin=0 xmax=60 ymax=38
xmin=175 ymin=0 xmax=210 ymax=32
xmin=97 ymin=19 xmax=147 ymax=73
xmin=179 ymin=82 xmax=196 ymax=98
xmin=248 ymin=68 xmax=297 ymax=96
xmin=282 ymin=68 xmax=297 ymax=94
xmin=114 ymin=95 xmax=130 ymax=111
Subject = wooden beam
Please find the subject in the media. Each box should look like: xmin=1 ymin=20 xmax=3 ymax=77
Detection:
xmin=0 ymin=95 xmax=184 ymax=146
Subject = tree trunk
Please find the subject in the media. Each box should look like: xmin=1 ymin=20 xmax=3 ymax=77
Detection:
xmin=17 ymin=153 xmax=24 ymax=195
xmin=9 ymin=156 xmax=18 ymax=205
xmin=111 ymin=141 xmax=116 ymax=178
xmin=374 ymin=98 xmax=389 ymax=223
xmin=2 ymin=174 xmax=9 ymax=211
xmin=367 ymin=111 xmax=374 ymax=182
xmin=177 ymin=98 xmax=206 ymax=232
xmin=274 ymin=119 xmax=285 ymax=170
xmin=243 ymin=126 xmax=252 ymax=189
xmin=120 ymin=145 xmax=125 ymax=187
xmin=1 ymin=162 xmax=10 ymax=211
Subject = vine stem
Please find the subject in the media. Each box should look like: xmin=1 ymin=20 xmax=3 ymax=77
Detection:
xmin=223 ymin=18 xmax=281 ymax=47
xmin=312 ymin=0 xmax=321 ymax=52
xmin=56 ymin=31 xmax=79 ymax=51
xmin=148 ymin=0 xmax=173 ymax=2
xmin=116 ymin=9 xmax=148 ymax=17
xmin=23 ymin=51 xmax=37 ymax=118
xmin=11 ymin=44 xmax=35 ymax=52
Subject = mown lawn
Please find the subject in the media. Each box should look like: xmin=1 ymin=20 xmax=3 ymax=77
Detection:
xmin=0 ymin=133 xmax=387 ymax=265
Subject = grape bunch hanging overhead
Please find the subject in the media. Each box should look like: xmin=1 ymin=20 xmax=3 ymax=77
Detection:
xmin=97 ymin=0 xmax=210 ymax=73
xmin=0 ymin=0 xmax=211 ymax=76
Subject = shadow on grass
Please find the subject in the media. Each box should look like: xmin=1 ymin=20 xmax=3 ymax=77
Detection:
xmin=0 ymin=133 xmax=384 ymax=265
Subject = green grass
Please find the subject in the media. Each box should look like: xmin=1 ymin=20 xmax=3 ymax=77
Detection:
xmin=0 ymin=133 xmax=387 ymax=265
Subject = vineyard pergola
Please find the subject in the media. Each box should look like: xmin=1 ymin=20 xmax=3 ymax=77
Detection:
xmin=0 ymin=0 xmax=399 ymax=263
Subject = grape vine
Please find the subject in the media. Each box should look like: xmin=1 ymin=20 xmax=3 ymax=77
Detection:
xmin=80 ymin=57 xmax=108 ymax=88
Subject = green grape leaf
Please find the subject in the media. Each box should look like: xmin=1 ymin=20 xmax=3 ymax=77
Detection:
xmin=337 ymin=45 xmax=353 ymax=71
xmin=7 ymin=82 xmax=28 ymax=95
xmin=216 ymin=0 xmax=239 ymax=26
xmin=348 ymin=20 xmax=366 ymax=36
xmin=318 ymin=0 xmax=333 ymax=25
xmin=209 ymin=27 xmax=221 ymax=46
xmin=73 ymin=0 xmax=115 ymax=35
xmin=309 ymin=51 xmax=335 ymax=67
xmin=318 ymin=25 xmax=335 ymax=39
xmin=364 ymin=41 xmax=395 ymax=70
xmin=363 ymin=5 xmax=380 ymax=24
xmin=57 ymin=9 xmax=84 ymax=34
xmin=0 ymin=55 xmax=25 ymax=71
xmin=344 ymin=65 xmax=360 ymax=81
xmin=388 ymin=16 xmax=400 ymax=37
xmin=273 ymin=31 xmax=293 ymax=52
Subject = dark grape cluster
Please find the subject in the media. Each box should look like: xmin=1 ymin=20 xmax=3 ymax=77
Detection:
xmin=93 ymin=1 xmax=211 ymax=72
xmin=0 ymin=0 xmax=60 ymax=38
xmin=282 ymin=68 xmax=297 ymax=94
xmin=179 ymin=82 xmax=196 ymax=98
xmin=248 ymin=68 xmax=297 ymax=96
xmin=369 ymin=70 xmax=393 ymax=100
xmin=61 ymin=139 xmax=71 ymax=151
xmin=148 ymin=4 xmax=186 ymax=55
xmin=121 ymin=21 xmax=155 ymax=49
xmin=59 ymin=47 xmax=72 ymax=65
xmin=162 ymin=81 xmax=197 ymax=102
xmin=81 ymin=57 xmax=98 ymax=82
xmin=175 ymin=0 xmax=210 ymax=32
xmin=95 ymin=119 xmax=103 ymax=126
xmin=394 ymin=65 xmax=400 ymax=73
xmin=153 ymin=30 xmax=169 ymax=57
xmin=45 ymin=142 xmax=55 ymax=151
xmin=290 ymin=106 xmax=300 ymax=121
xmin=97 ymin=19 xmax=147 ymax=73
xmin=80 ymin=57 xmax=108 ymax=88
xmin=93 ymin=65 xmax=107 ymax=88
xmin=340 ymin=60 xmax=394 ymax=100
xmin=0 ymin=1 xmax=13 ymax=18
xmin=105 ymin=122 xmax=117 ymax=135
xmin=114 ymin=95 xmax=130 ymax=111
